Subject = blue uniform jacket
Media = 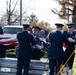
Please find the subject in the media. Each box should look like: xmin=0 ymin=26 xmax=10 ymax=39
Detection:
xmin=64 ymin=31 xmax=76 ymax=55
xmin=48 ymin=31 xmax=67 ymax=60
xmin=17 ymin=31 xmax=35 ymax=59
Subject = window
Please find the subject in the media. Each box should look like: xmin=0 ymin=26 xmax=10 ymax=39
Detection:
xmin=3 ymin=27 xmax=22 ymax=34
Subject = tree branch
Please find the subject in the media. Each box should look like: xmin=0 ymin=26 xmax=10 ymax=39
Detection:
xmin=51 ymin=9 xmax=73 ymax=16
xmin=11 ymin=0 xmax=19 ymax=14
xmin=12 ymin=11 xmax=26 ymax=23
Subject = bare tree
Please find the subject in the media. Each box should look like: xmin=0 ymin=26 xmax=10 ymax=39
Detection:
xmin=23 ymin=13 xmax=38 ymax=24
xmin=6 ymin=0 xmax=20 ymax=25
xmin=52 ymin=0 xmax=76 ymax=28
xmin=0 ymin=0 xmax=38 ymax=26
xmin=0 ymin=0 xmax=27 ymax=26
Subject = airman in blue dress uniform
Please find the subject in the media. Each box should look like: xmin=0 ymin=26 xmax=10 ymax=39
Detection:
xmin=16 ymin=24 xmax=36 ymax=75
xmin=47 ymin=23 xmax=68 ymax=75
xmin=31 ymin=26 xmax=42 ymax=60
xmin=63 ymin=23 xmax=76 ymax=74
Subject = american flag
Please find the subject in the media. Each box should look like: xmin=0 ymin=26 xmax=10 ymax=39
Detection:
xmin=0 ymin=34 xmax=46 ymax=49
xmin=0 ymin=34 xmax=18 ymax=46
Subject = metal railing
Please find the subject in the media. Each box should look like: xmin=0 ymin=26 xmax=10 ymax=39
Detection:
xmin=0 ymin=58 xmax=49 ymax=75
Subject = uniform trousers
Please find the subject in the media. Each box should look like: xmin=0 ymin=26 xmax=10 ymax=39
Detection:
xmin=16 ymin=57 xmax=30 ymax=75
xmin=31 ymin=49 xmax=41 ymax=60
xmin=0 ymin=45 xmax=6 ymax=58
xmin=63 ymin=52 xmax=75 ymax=69
xmin=68 ymin=54 xmax=75 ymax=69
xmin=49 ymin=58 xmax=62 ymax=75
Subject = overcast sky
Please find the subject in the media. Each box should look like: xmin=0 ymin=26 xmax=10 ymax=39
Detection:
xmin=0 ymin=0 xmax=67 ymax=26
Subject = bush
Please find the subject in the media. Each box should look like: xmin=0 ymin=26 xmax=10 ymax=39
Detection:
xmin=6 ymin=49 xmax=16 ymax=58
xmin=41 ymin=50 xmax=48 ymax=58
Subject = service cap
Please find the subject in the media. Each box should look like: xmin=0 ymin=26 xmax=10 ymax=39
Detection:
xmin=33 ymin=26 xmax=41 ymax=31
xmin=23 ymin=24 xmax=30 ymax=27
xmin=67 ymin=22 xmax=74 ymax=28
xmin=55 ymin=23 xmax=64 ymax=27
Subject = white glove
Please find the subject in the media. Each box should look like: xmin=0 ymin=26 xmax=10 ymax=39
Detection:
xmin=68 ymin=69 xmax=74 ymax=75
xmin=68 ymin=37 xmax=75 ymax=42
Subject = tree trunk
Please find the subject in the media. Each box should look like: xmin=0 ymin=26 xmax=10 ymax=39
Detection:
xmin=72 ymin=6 xmax=76 ymax=29
xmin=7 ymin=13 xmax=11 ymax=25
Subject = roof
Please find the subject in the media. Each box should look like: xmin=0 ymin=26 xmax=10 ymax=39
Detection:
xmin=3 ymin=25 xmax=23 ymax=28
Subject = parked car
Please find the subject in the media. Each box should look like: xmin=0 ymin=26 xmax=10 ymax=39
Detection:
xmin=2 ymin=26 xmax=46 ymax=48
xmin=2 ymin=26 xmax=23 ymax=50
xmin=3 ymin=25 xmax=23 ymax=34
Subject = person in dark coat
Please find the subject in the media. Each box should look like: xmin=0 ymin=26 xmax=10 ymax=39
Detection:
xmin=0 ymin=26 xmax=3 ymax=34
xmin=47 ymin=23 xmax=68 ymax=75
xmin=16 ymin=24 xmax=36 ymax=75
xmin=63 ymin=23 xmax=76 ymax=74
xmin=31 ymin=26 xmax=50 ymax=60
xmin=0 ymin=26 xmax=6 ymax=58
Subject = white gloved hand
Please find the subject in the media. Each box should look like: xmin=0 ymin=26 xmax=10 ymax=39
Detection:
xmin=68 ymin=37 xmax=75 ymax=42
xmin=68 ymin=69 xmax=74 ymax=75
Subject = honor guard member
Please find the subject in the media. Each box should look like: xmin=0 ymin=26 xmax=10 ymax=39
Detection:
xmin=0 ymin=26 xmax=6 ymax=58
xmin=31 ymin=26 xmax=42 ymax=60
xmin=16 ymin=24 xmax=36 ymax=75
xmin=63 ymin=22 xmax=76 ymax=75
xmin=47 ymin=23 xmax=68 ymax=75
